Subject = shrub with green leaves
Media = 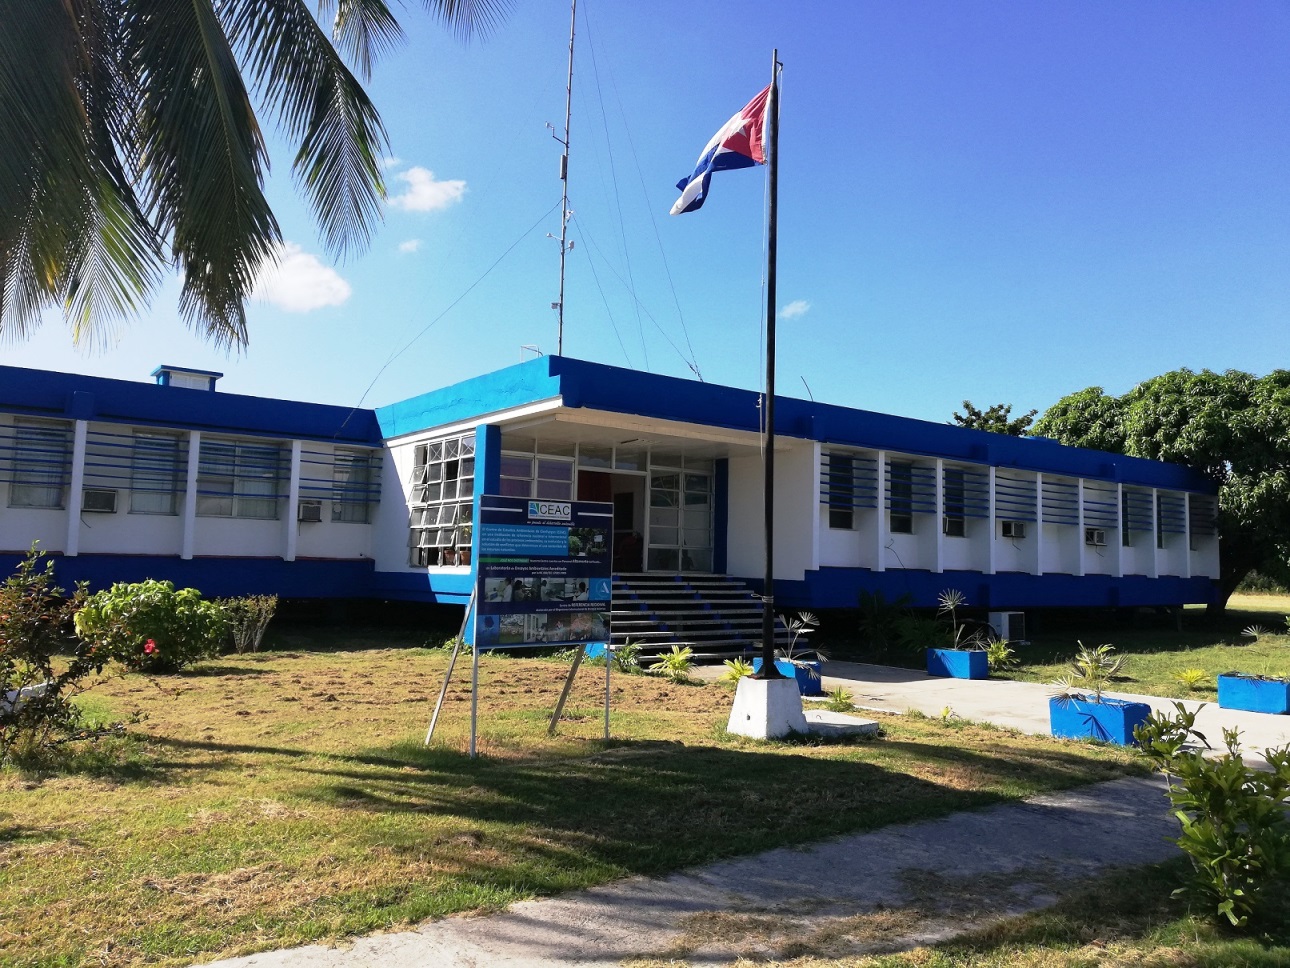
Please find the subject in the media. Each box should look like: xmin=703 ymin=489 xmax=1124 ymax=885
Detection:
xmin=0 ymin=547 xmax=99 ymax=758
xmin=75 ymin=580 xmax=227 ymax=673
xmin=220 ymin=594 xmax=278 ymax=654
xmin=720 ymin=657 xmax=754 ymax=683
xmin=648 ymin=645 xmax=694 ymax=683
xmin=824 ymin=687 xmax=856 ymax=713
xmin=1136 ymin=703 xmax=1290 ymax=929
xmin=984 ymin=637 xmax=1017 ymax=672
xmin=1175 ymin=667 xmax=1213 ymax=692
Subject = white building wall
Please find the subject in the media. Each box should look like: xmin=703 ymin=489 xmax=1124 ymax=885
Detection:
xmin=372 ymin=442 xmax=416 ymax=573
xmin=726 ymin=443 xmax=814 ymax=582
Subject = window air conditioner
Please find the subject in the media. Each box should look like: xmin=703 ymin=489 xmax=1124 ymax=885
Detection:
xmin=987 ymin=610 xmax=1027 ymax=643
xmin=1000 ymin=520 xmax=1025 ymax=540
xmin=1084 ymin=527 xmax=1107 ymax=547
xmin=297 ymin=500 xmax=323 ymax=523
xmin=81 ymin=488 xmax=118 ymax=513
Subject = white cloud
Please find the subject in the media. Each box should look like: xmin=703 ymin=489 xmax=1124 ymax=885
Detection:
xmin=398 ymin=239 xmax=422 ymax=254
xmin=381 ymin=155 xmax=402 ymax=169
xmin=389 ymin=166 xmax=467 ymax=212
xmin=780 ymin=299 xmax=811 ymax=319
xmin=253 ymin=243 xmax=351 ymax=313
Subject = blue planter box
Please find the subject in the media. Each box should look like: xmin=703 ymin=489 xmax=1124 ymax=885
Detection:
xmin=1049 ymin=696 xmax=1151 ymax=745
xmin=751 ymin=657 xmax=823 ymax=696
xmin=1218 ymin=674 xmax=1290 ymax=714
xmin=926 ymin=648 xmax=989 ymax=680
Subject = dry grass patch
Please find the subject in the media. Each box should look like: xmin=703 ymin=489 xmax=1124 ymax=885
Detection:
xmin=1 ymin=643 xmax=1142 ymax=967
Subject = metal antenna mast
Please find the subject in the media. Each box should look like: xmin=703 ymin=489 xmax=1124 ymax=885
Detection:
xmin=553 ymin=0 xmax=577 ymax=356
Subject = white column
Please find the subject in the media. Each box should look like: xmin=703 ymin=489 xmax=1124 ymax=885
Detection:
xmin=875 ymin=450 xmax=888 ymax=572
xmin=284 ymin=440 xmax=302 ymax=562
xmin=1183 ymin=493 xmax=1192 ymax=579
xmin=64 ymin=420 xmax=88 ymax=557
xmin=1033 ymin=472 xmax=1044 ymax=576
xmin=810 ymin=442 xmax=822 ymax=572
xmin=933 ymin=459 xmax=944 ymax=574
xmin=987 ymin=466 xmax=997 ymax=575
xmin=1150 ymin=488 xmax=1160 ymax=579
xmin=1114 ymin=483 xmax=1125 ymax=578
xmin=1076 ymin=479 xmax=1086 ymax=577
xmin=181 ymin=431 xmax=201 ymax=560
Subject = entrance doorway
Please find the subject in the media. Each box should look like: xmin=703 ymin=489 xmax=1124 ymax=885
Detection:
xmin=578 ymin=471 xmax=645 ymax=572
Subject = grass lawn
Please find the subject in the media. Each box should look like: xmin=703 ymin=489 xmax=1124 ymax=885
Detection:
xmin=627 ymin=858 xmax=1290 ymax=966
xmin=996 ymin=592 xmax=1290 ymax=700
xmin=0 ymin=631 xmax=1144 ymax=968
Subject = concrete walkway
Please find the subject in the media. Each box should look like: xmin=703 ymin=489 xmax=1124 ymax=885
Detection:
xmin=820 ymin=661 xmax=1290 ymax=762
xmin=206 ymin=776 xmax=1178 ymax=968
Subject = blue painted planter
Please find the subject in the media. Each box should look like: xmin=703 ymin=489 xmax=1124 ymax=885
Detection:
xmin=751 ymin=657 xmax=823 ymax=696
xmin=926 ymin=648 xmax=989 ymax=680
xmin=1049 ymin=696 xmax=1151 ymax=745
xmin=1218 ymin=674 xmax=1290 ymax=714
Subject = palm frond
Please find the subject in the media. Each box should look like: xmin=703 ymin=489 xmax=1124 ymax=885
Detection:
xmin=320 ymin=0 xmax=405 ymax=79
xmin=225 ymin=0 xmax=387 ymax=260
xmin=415 ymin=0 xmax=512 ymax=43
xmin=131 ymin=0 xmax=278 ymax=346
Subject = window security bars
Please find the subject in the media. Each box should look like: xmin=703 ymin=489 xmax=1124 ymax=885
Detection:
xmin=820 ymin=451 xmax=878 ymax=530
xmin=298 ymin=447 xmax=381 ymax=524
xmin=197 ymin=438 xmax=287 ymax=519
xmin=1 ymin=419 xmax=73 ymax=508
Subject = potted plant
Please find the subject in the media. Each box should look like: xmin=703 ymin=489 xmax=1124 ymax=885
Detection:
xmin=1049 ymin=642 xmax=1150 ymax=745
xmin=1216 ymin=624 xmax=1290 ymax=714
xmin=751 ymin=611 xmax=828 ymax=696
xmin=1217 ymin=672 xmax=1290 ymax=714
xmin=924 ymin=589 xmax=989 ymax=680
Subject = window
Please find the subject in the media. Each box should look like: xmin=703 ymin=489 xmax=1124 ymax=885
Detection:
xmin=889 ymin=461 xmax=913 ymax=534
xmin=1121 ymin=491 xmax=1131 ymax=547
xmin=827 ymin=452 xmax=854 ymax=530
xmin=498 ymin=451 xmax=574 ymax=500
xmin=332 ymin=448 xmax=379 ymax=523
xmin=9 ymin=419 xmax=72 ymax=508
xmin=197 ymin=438 xmax=282 ymax=519
xmin=130 ymin=432 xmax=182 ymax=514
xmin=408 ymin=434 xmax=475 ymax=566
xmin=943 ymin=467 xmax=965 ymax=537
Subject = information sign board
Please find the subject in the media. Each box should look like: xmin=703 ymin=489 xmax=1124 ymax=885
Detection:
xmin=472 ymin=495 xmax=614 ymax=648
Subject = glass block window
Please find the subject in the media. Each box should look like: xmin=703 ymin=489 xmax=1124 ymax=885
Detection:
xmin=409 ymin=433 xmax=475 ymax=566
xmin=197 ymin=438 xmax=284 ymax=519
xmin=131 ymin=432 xmax=183 ymax=515
xmin=7 ymin=419 xmax=72 ymax=508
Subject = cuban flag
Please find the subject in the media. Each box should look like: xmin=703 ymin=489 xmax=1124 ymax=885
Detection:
xmin=670 ymin=85 xmax=770 ymax=215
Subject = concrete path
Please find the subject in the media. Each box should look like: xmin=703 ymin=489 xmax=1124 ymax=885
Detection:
xmin=819 ymin=661 xmax=1290 ymax=762
xmin=205 ymin=776 xmax=1179 ymax=968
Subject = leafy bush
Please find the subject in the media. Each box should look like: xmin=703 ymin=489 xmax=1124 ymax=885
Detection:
xmin=894 ymin=613 xmax=952 ymax=653
xmin=220 ymin=594 xmax=278 ymax=654
xmin=1175 ymin=667 xmax=1213 ymax=691
xmin=648 ymin=645 xmax=694 ymax=683
xmin=0 ymin=547 xmax=102 ymax=758
xmin=75 ymin=580 xmax=227 ymax=673
xmin=856 ymin=589 xmax=911 ymax=650
xmin=609 ymin=641 xmax=642 ymax=674
xmin=984 ymin=637 xmax=1017 ymax=672
xmin=824 ymin=687 xmax=856 ymax=713
xmin=1136 ymin=703 xmax=1290 ymax=928
xmin=720 ymin=657 xmax=754 ymax=683
xmin=776 ymin=611 xmax=826 ymax=676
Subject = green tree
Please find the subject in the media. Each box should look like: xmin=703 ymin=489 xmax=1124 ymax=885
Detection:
xmin=0 ymin=0 xmax=506 ymax=348
xmin=951 ymin=400 xmax=1037 ymax=436
xmin=1033 ymin=369 xmax=1290 ymax=614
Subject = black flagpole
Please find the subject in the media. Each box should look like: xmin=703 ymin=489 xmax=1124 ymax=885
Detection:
xmin=758 ymin=49 xmax=783 ymax=680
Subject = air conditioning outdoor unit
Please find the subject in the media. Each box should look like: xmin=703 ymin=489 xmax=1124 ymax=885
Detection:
xmin=1000 ymin=520 xmax=1025 ymax=540
xmin=987 ymin=610 xmax=1027 ymax=643
xmin=1084 ymin=527 xmax=1107 ymax=547
xmin=81 ymin=488 xmax=118 ymax=513
xmin=297 ymin=500 xmax=323 ymax=523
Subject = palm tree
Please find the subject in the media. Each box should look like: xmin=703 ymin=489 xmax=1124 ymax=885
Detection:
xmin=0 ymin=0 xmax=507 ymax=348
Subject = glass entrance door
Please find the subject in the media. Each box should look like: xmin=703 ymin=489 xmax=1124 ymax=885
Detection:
xmin=647 ymin=460 xmax=713 ymax=572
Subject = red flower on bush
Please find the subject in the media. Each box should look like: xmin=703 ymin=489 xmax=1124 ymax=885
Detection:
xmin=143 ymin=639 xmax=157 ymax=655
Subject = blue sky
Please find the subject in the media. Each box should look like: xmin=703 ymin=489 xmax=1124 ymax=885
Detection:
xmin=7 ymin=1 xmax=1290 ymax=425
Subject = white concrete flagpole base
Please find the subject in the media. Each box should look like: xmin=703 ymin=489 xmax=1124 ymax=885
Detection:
xmin=727 ymin=676 xmax=808 ymax=739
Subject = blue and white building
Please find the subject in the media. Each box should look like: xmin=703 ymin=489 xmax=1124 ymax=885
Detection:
xmin=0 ymin=356 xmax=1220 ymax=627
